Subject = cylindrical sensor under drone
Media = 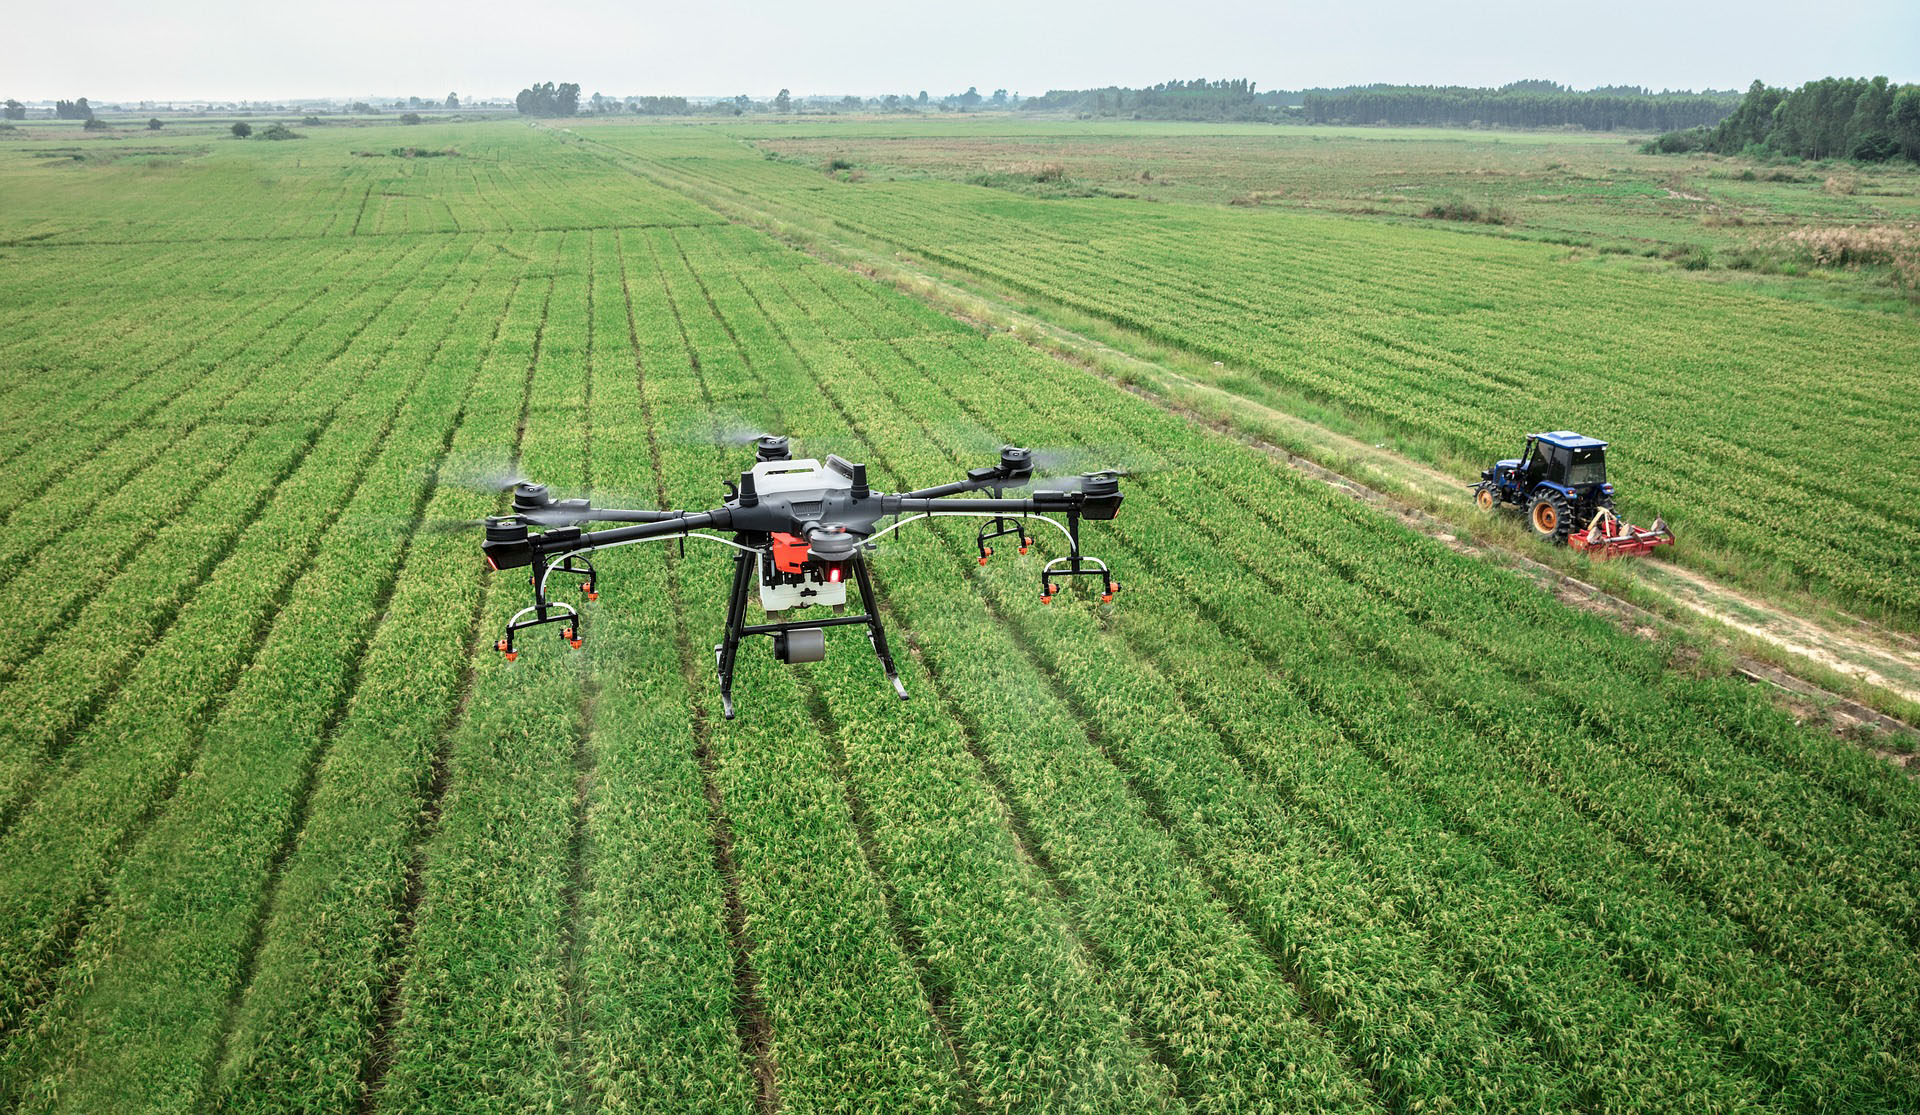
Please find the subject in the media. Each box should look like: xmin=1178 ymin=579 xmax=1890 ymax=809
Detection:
xmin=774 ymin=627 xmax=826 ymax=663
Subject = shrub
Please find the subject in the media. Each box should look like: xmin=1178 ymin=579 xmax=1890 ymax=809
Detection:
xmin=147 ymin=118 xmax=163 ymax=130
xmin=259 ymin=123 xmax=302 ymax=141
xmin=82 ymin=118 xmax=108 ymax=131
xmin=1424 ymin=197 xmax=1515 ymax=225
xmin=399 ymin=112 xmax=422 ymax=126
xmin=1661 ymin=243 xmax=1712 ymax=270
xmin=1642 ymin=128 xmax=1709 ymax=154
xmin=230 ymin=121 xmax=252 ymax=138
xmin=1775 ymin=224 xmax=1920 ymax=288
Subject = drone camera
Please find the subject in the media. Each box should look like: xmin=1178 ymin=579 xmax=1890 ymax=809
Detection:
xmin=772 ymin=628 xmax=826 ymax=664
xmin=482 ymin=517 xmax=534 ymax=570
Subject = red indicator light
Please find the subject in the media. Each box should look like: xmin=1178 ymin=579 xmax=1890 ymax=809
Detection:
xmin=828 ymin=566 xmax=842 ymax=583
xmin=485 ymin=555 xmax=499 ymax=571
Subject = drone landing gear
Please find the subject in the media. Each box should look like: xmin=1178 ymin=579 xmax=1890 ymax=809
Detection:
xmin=714 ymin=548 xmax=905 ymax=719
xmin=494 ymin=553 xmax=598 ymax=659
xmin=1038 ymin=511 xmax=1120 ymax=604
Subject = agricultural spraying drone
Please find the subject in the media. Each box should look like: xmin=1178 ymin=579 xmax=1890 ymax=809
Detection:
xmin=480 ymin=436 xmax=1123 ymax=718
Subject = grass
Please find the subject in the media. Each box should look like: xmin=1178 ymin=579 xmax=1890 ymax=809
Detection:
xmin=0 ymin=115 xmax=1916 ymax=1113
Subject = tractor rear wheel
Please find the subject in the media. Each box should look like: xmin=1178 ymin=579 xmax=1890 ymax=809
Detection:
xmin=1528 ymin=491 xmax=1572 ymax=544
xmin=1474 ymin=485 xmax=1496 ymax=513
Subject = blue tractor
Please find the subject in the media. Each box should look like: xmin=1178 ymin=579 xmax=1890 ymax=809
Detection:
xmin=1474 ymin=431 xmax=1673 ymax=557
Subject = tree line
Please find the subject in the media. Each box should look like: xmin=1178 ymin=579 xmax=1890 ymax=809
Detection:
xmin=1022 ymin=79 xmax=1280 ymax=121
xmin=1299 ymin=82 xmax=1739 ymax=131
xmin=1650 ymin=77 xmax=1920 ymax=162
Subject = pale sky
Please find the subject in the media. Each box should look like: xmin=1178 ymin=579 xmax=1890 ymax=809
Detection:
xmin=6 ymin=0 xmax=1915 ymax=103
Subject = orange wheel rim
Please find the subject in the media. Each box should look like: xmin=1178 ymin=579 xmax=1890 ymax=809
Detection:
xmin=1476 ymin=490 xmax=1494 ymax=511
xmin=1533 ymin=503 xmax=1557 ymax=532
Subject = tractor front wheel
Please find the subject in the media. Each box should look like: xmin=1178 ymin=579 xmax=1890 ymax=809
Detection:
xmin=1474 ymin=485 xmax=1497 ymax=513
xmin=1528 ymin=491 xmax=1572 ymax=544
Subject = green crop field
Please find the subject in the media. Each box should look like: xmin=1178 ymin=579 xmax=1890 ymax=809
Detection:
xmin=1 ymin=116 xmax=1918 ymax=1114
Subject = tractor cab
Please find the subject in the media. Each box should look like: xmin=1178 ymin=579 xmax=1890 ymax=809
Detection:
xmin=1478 ymin=431 xmax=1617 ymax=541
xmin=1514 ymin=431 xmax=1612 ymax=497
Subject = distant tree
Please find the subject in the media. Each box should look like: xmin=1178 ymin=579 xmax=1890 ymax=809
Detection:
xmin=147 ymin=117 xmax=163 ymax=130
xmin=990 ymin=88 xmax=1007 ymax=106
xmin=3 ymin=99 xmax=24 ymax=120
xmin=445 ymin=92 xmax=459 ymax=109
xmin=959 ymin=86 xmax=982 ymax=109
xmin=732 ymin=93 xmax=751 ymax=115
xmin=837 ymin=95 xmax=862 ymax=111
xmin=230 ymin=121 xmax=252 ymax=137
xmin=260 ymin=122 xmax=302 ymax=139
xmin=589 ymin=92 xmax=616 ymax=114
xmin=349 ymin=101 xmax=375 ymax=114
xmin=881 ymin=93 xmax=901 ymax=112
xmin=917 ymin=90 xmax=928 ymax=105
xmin=515 ymin=82 xmax=581 ymax=117
xmin=54 ymin=98 xmax=93 ymax=120
xmin=83 ymin=117 xmax=107 ymax=131
xmin=775 ymin=88 xmax=791 ymax=113
xmin=1893 ymin=87 xmax=1920 ymax=161
xmin=399 ymin=112 xmax=422 ymax=125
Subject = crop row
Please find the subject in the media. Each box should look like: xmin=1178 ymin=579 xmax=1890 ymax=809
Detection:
xmin=699 ymin=226 xmax=1918 ymax=1107
xmin=0 ymin=233 xmax=518 ymax=1072
xmin=0 ymin=235 xmax=468 ymax=828
xmin=0 ymin=236 xmax=516 ymax=1111
xmin=0 ymin=235 xmax=387 ymax=529
xmin=0 ymin=125 xmax=720 ymax=249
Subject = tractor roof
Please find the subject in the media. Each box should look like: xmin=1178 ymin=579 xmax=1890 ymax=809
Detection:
xmin=1532 ymin=430 xmax=1607 ymax=450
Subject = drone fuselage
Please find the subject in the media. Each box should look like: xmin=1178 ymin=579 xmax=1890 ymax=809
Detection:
xmin=749 ymin=458 xmax=853 ymax=612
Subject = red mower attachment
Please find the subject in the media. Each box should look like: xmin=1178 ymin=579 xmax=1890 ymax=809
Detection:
xmin=1568 ymin=507 xmax=1674 ymax=559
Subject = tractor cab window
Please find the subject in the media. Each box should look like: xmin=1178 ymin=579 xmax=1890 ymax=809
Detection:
xmin=1522 ymin=443 xmax=1545 ymax=482
xmin=1565 ymin=448 xmax=1606 ymax=487
xmin=1541 ymin=447 xmax=1568 ymax=485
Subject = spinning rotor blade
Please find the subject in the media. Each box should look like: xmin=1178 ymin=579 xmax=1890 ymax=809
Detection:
xmin=439 ymin=448 xmax=531 ymax=495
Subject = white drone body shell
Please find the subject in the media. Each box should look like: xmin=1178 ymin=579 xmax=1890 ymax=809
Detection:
xmin=752 ymin=458 xmax=850 ymax=612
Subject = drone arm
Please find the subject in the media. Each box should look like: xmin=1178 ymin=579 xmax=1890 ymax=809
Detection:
xmin=578 ymin=507 xmax=687 ymax=524
xmin=886 ymin=488 xmax=1121 ymax=520
xmin=486 ymin=507 xmax=734 ymax=569
xmin=556 ymin=507 xmax=734 ymax=551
